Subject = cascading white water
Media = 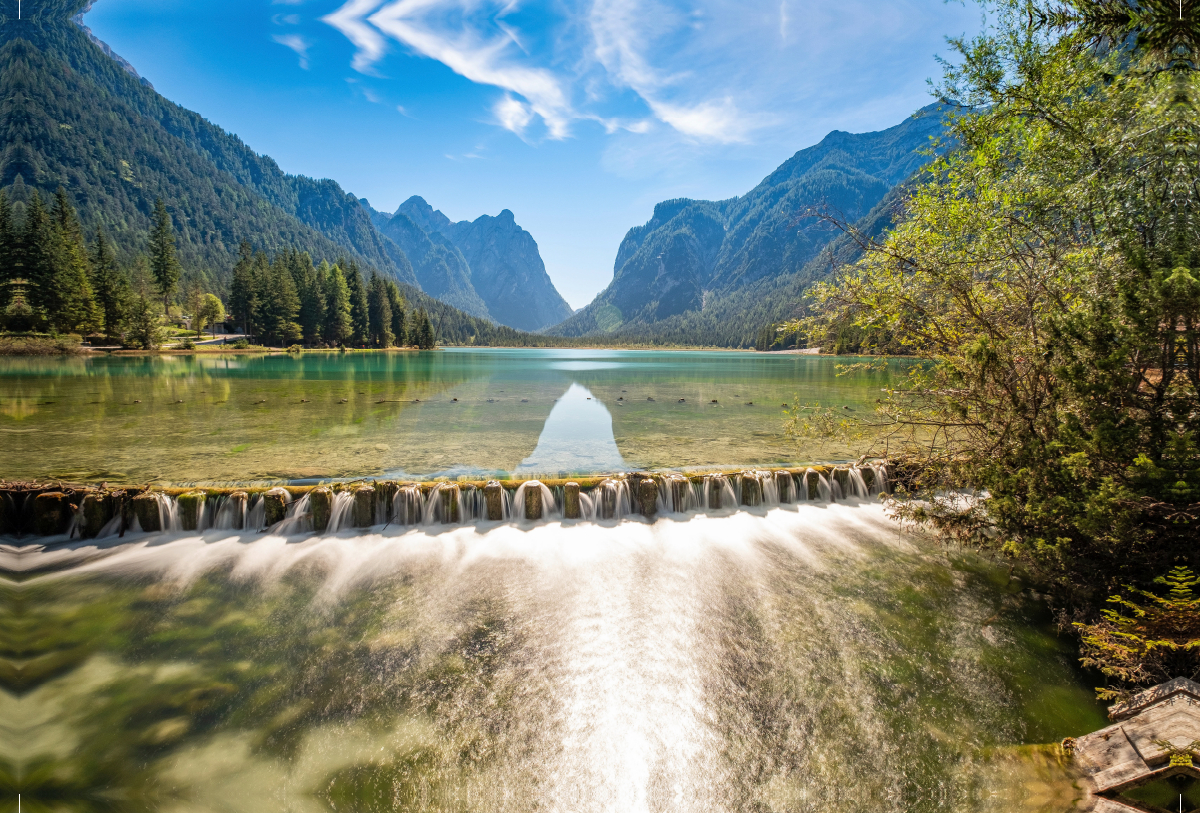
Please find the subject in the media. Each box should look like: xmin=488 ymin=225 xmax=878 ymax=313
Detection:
xmin=156 ymin=493 xmax=181 ymax=531
xmin=213 ymin=494 xmax=246 ymax=530
xmin=326 ymin=491 xmax=356 ymax=532
xmin=9 ymin=502 xmax=1098 ymax=813
xmin=245 ymin=494 xmax=265 ymax=530
xmin=512 ymin=480 xmax=557 ymax=520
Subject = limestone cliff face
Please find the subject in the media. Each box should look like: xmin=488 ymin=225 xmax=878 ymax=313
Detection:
xmin=377 ymin=196 xmax=572 ymax=331
xmin=379 ymin=204 xmax=490 ymax=320
xmin=443 ymin=210 xmax=574 ymax=332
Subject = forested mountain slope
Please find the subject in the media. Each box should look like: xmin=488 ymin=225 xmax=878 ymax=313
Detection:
xmin=0 ymin=0 xmax=417 ymax=292
xmin=545 ymin=107 xmax=945 ymax=346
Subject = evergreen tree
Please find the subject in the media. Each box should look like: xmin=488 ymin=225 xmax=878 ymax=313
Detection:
xmin=228 ymin=242 xmax=257 ymax=338
xmin=90 ymin=228 xmax=131 ymax=342
xmin=386 ymin=280 xmax=406 ymax=346
xmin=262 ymin=254 xmax=302 ymax=346
xmin=148 ymin=198 xmax=181 ymax=313
xmin=414 ymin=308 xmax=436 ymax=350
xmin=126 ymin=294 xmax=161 ymax=349
xmin=49 ymin=189 xmax=99 ymax=334
xmin=323 ymin=264 xmax=353 ymax=346
xmin=367 ymin=272 xmax=394 ymax=348
xmin=22 ymin=192 xmax=57 ymax=324
xmin=296 ymin=256 xmax=327 ymax=346
xmin=343 ymin=260 xmax=370 ymax=346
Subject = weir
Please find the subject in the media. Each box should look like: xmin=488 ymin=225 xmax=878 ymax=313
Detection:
xmin=0 ymin=463 xmax=890 ymax=539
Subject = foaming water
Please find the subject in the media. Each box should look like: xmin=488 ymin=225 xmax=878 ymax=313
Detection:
xmin=1 ymin=505 xmax=1102 ymax=812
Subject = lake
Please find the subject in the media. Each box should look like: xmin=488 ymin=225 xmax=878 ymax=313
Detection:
xmin=0 ymin=349 xmax=907 ymax=485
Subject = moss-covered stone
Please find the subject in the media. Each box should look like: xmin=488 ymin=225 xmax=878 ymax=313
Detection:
xmin=309 ymin=487 xmax=333 ymax=532
xmin=33 ymin=492 xmax=71 ymax=536
xmin=563 ymin=482 xmax=581 ymax=520
xmin=81 ymin=492 xmax=114 ymax=538
xmin=833 ymin=468 xmax=852 ymax=496
xmin=637 ymin=478 xmax=658 ymax=518
xmin=484 ymin=481 xmax=505 ymax=521
xmin=177 ymin=491 xmax=206 ymax=531
xmin=741 ymin=475 xmax=762 ymax=507
xmin=438 ymin=485 xmax=460 ymax=524
xmin=707 ymin=476 xmax=726 ymax=510
xmin=264 ymin=487 xmax=290 ymax=527
xmin=131 ymin=492 xmax=161 ymax=532
xmin=352 ymin=485 xmax=376 ymax=528
xmin=522 ymin=482 xmax=543 ymax=521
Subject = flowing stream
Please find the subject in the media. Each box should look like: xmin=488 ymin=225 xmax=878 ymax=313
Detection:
xmin=1 ymin=501 xmax=1104 ymax=813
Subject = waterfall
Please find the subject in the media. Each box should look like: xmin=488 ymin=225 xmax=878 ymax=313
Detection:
xmin=512 ymin=480 xmax=557 ymax=521
xmin=326 ymin=491 xmax=356 ymax=532
xmin=156 ymin=493 xmax=181 ymax=531
xmin=275 ymin=493 xmax=312 ymax=535
xmin=213 ymin=494 xmax=245 ymax=530
xmin=245 ymin=494 xmax=266 ymax=530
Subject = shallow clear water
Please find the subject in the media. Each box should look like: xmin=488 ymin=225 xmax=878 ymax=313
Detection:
xmin=0 ymin=349 xmax=907 ymax=484
xmin=1 ymin=505 xmax=1104 ymax=813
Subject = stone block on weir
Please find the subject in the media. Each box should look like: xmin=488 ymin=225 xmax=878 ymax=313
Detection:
xmin=264 ymin=487 xmax=290 ymax=528
xmin=34 ymin=492 xmax=71 ymax=536
xmin=351 ymin=485 xmax=376 ymax=528
xmin=131 ymin=491 xmax=162 ymax=532
xmin=310 ymin=487 xmax=333 ymax=532
xmin=484 ymin=481 xmax=505 ymax=521
xmin=177 ymin=491 xmax=206 ymax=531
xmin=564 ymin=482 xmax=581 ymax=520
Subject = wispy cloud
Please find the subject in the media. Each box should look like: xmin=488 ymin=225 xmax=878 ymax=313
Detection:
xmin=321 ymin=0 xmax=974 ymax=147
xmin=273 ymin=33 xmax=312 ymax=69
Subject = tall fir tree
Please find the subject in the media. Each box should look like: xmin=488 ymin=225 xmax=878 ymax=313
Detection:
xmin=148 ymin=198 xmax=181 ymax=314
xmin=263 ymin=254 xmax=302 ymax=346
xmin=89 ymin=227 xmax=130 ymax=342
xmin=228 ymin=242 xmax=257 ymax=337
xmin=343 ymin=259 xmax=370 ymax=347
xmin=367 ymin=272 xmax=394 ymax=348
xmin=296 ymin=256 xmax=327 ymax=346
xmin=50 ymin=189 xmax=98 ymax=334
xmin=22 ymin=192 xmax=57 ymax=324
xmin=323 ymin=264 xmax=353 ymax=346
xmin=385 ymin=280 xmax=406 ymax=347
xmin=415 ymin=308 xmax=435 ymax=350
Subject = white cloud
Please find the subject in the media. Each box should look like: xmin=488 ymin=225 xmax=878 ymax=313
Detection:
xmin=322 ymin=0 xmax=390 ymax=73
xmin=273 ymin=34 xmax=312 ymax=69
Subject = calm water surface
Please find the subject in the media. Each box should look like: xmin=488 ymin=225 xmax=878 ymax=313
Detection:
xmin=0 ymin=349 xmax=907 ymax=484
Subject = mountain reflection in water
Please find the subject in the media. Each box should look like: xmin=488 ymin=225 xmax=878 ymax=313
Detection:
xmin=516 ymin=383 xmax=627 ymax=474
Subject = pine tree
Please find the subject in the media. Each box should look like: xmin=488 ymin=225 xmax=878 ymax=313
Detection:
xmin=90 ymin=228 xmax=131 ymax=342
xmin=148 ymin=198 xmax=181 ymax=314
xmin=297 ymin=256 xmax=327 ymax=346
xmin=367 ymin=272 xmax=394 ymax=348
xmin=386 ymin=281 xmax=406 ymax=346
xmin=343 ymin=260 xmax=370 ymax=347
xmin=323 ymin=264 xmax=353 ymax=346
xmin=264 ymin=254 xmax=301 ymax=346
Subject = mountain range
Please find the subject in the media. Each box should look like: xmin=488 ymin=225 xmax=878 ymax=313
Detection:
xmin=545 ymin=106 xmax=945 ymax=345
xmin=2 ymin=0 xmax=944 ymax=347
xmin=0 ymin=0 xmax=572 ymax=334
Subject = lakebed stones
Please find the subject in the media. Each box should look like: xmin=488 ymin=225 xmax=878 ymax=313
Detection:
xmin=264 ymin=487 xmax=290 ymax=528
xmin=33 ymin=492 xmax=71 ymax=536
xmin=563 ymin=482 xmax=581 ymax=520
xmin=131 ymin=491 xmax=162 ymax=532
xmin=309 ymin=487 xmax=333 ymax=532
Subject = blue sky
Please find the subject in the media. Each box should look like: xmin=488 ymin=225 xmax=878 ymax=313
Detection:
xmin=84 ymin=0 xmax=981 ymax=309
